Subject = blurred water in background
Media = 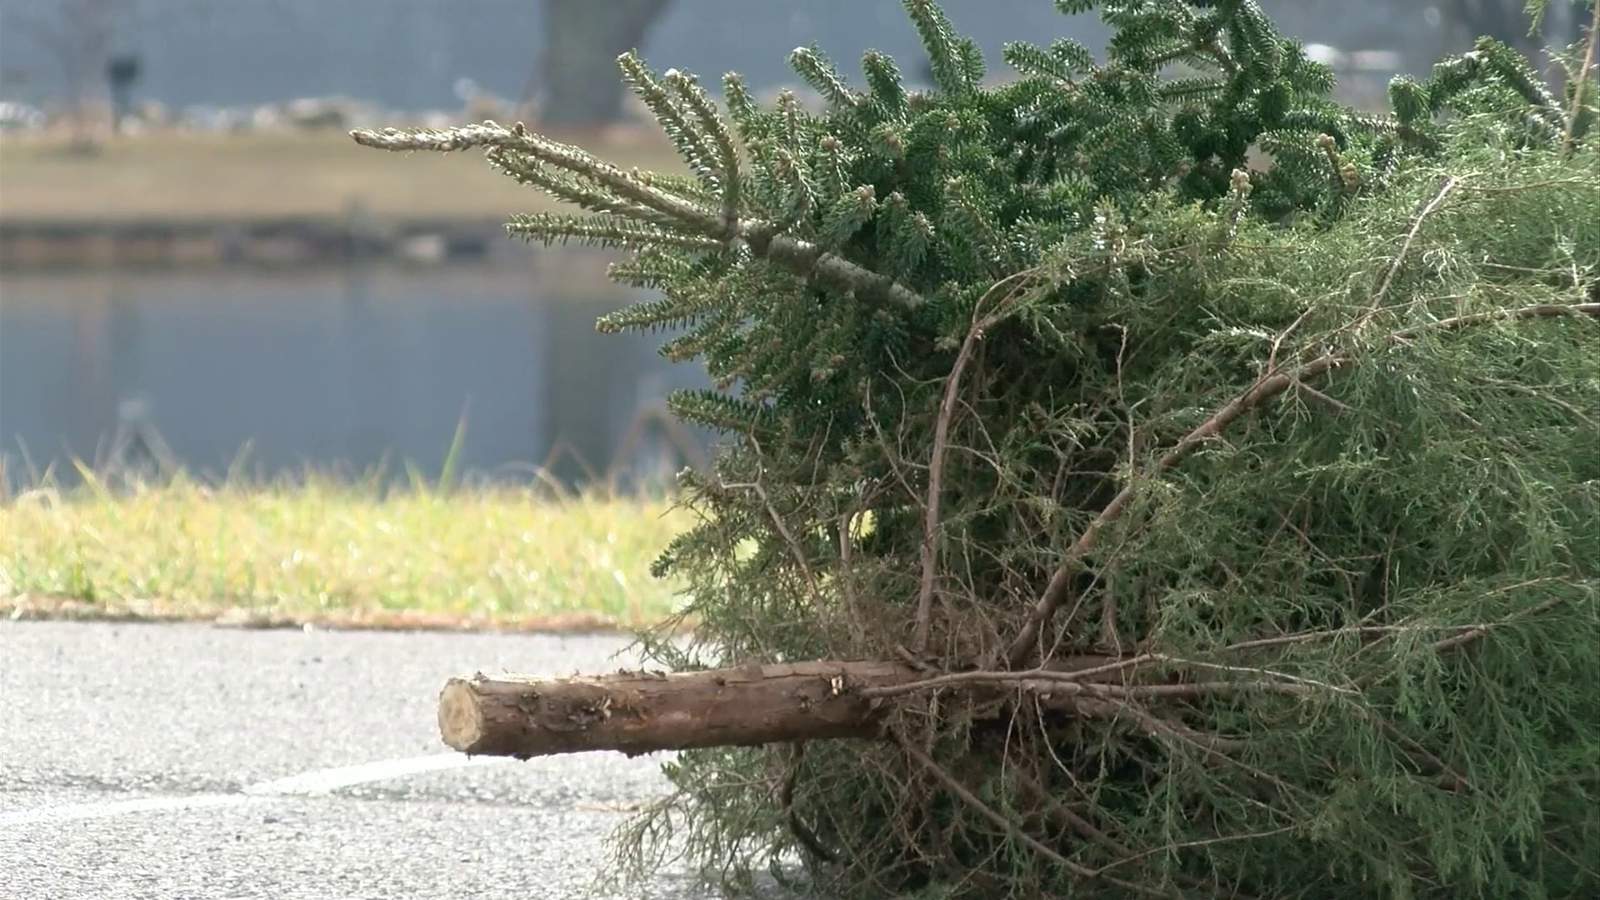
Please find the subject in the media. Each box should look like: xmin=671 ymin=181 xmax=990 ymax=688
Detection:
xmin=0 ymin=252 xmax=711 ymax=488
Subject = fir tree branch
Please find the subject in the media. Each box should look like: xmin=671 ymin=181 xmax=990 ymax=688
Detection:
xmin=1217 ymin=617 xmax=1549 ymax=654
xmin=861 ymin=50 xmax=909 ymax=119
xmin=1475 ymin=37 xmax=1566 ymax=131
xmin=1172 ymin=0 xmax=1240 ymax=80
xmin=881 ymin=661 xmax=1481 ymax=794
xmin=903 ymin=0 xmax=977 ymax=95
xmin=1010 ymin=767 xmax=1142 ymax=860
xmin=352 ymin=121 xmax=931 ymax=308
xmin=351 ymin=122 xmax=720 ymax=230
xmin=772 ymin=149 xmax=816 ymax=230
xmin=820 ymin=185 xmax=878 ymax=247
xmin=506 ymin=212 xmax=725 ymax=251
xmin=1092 ymin=827 xmax=1296 ymax=881
xmin=1013 ymin=763 xmax=1250 ymax=900
xmin=863 ymin=670 xmax=1331 ymax=702
xmin=750 ymin=229 xmax=927 ymax=308
xmin=1397 ymin=301 xmax=1600 ymax=336
xmin=1160 ymin=77 xmax=1227 ymax=102
xmin=1425 ymin=592 xmax=1574 ymax=654
xmin=485 ymin=147 xmax=674 ymax=224
xmin=1366 ymin=716 xmax=1472 ymax=793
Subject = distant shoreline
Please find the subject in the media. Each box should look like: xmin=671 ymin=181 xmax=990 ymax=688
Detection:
xmin=0 ymin=128 xmax=680 ymax=268
xmin=0 ymin=215 xmax=508 ymax=269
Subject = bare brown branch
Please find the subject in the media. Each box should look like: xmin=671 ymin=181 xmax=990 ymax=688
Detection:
xmin=913 ymin=271 xmax=1038 ymax=654
xmin=1564 ymin=0 xmax=1600 ymax=156
xmin=1367 ymin=175 xmax=1462 ymax=315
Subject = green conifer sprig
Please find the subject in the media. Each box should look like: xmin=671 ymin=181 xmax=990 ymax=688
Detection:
xmin=718 ymin=72 xmax=766 ymax=147
xmin=770 ymin=149 xmax=816 ymax=231
xmin=617 ymin=52 xmax=721 ymax=189
xmin=505 ymin=212 xmax=723 ymax=251
xmin=606 ymin=250 xmax=692 ymax=290
xmin=789 ymin=46 xmax=861 ymax=111
xmin=1002 ymin=38 xmax=1095 ymax=81
xmin=1472 ymin=37 xmax=1566 ymax=126
xmin=820 ymin=185 xmax=878 ymax=248
xmin=662 ymin=68 xmax=743 ymax=224
xmin=485 ymin=147 xmax=674 ymax=224
xmin=905 ymin=0 xmax=983 ymax=94
xmin=877 ymin=191 xmax=934 ymax=276
xmin=631 ymin=170 xmax=718 ymax=206
xmin=859 ymin=50 xmax=909 ymax=120
xmin=668 ymin=388 xmax=775 ymax=436
xmin=595 ymin=283 xmax=719 ymax=334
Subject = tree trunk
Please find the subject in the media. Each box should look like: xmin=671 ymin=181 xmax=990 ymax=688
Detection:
xmin=1445 ymin=0 xmax=1583 ymax=63
xmin=438 ymin=660 xmax=919 ymax=757
xmin=537 ymin=0 xmax=672 ymax=127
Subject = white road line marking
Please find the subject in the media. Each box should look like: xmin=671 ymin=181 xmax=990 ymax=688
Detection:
xmin=243 ymin=752 xmax=509 ymax=797
xmin=0 ymin=793 xmax=249 ymax=828
xmin=1 ymin=753 xmax=510 ymax=828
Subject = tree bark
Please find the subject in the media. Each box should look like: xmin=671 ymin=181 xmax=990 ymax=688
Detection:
xmin=438 ymin=660 xmax=919 ymax=757
xmin=537 ymin=0 xmax=673 ymax=127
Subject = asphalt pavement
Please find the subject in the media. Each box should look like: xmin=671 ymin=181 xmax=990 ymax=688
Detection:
xmin=0 ymin=620 xmax=748 ymax=899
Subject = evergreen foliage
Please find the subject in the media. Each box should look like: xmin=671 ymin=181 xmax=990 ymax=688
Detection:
xmin=356 ymin=1 xmax=1600 ymax=896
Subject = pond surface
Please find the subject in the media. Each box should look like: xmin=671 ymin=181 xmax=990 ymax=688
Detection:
xmin=0 ymin=252 xmax=711 ymax=488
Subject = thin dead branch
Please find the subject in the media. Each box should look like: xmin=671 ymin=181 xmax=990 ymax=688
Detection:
xmin=897 ymin=739 xmax=1180 ymax=898
xmin=1368 ymin=175 xmax=1462 ymax=314
xmin=1564 ymin=0 xmax=1600 ymax=156
xmin=913 ymin=270 xmax=1038 ymax=654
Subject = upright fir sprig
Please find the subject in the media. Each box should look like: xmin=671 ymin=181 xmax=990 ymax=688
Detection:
xmin=618 ymin=52 xmax=721 ymax=189
xmin=664 ymin=68 xmax=743 ymax=227
xmin=861 ymin=50 xmax=910 ymax=121
xmin=789 ymin=45 xmax=861 ymax=112
xmin=904 ymin=0 xmax=984 ymax=94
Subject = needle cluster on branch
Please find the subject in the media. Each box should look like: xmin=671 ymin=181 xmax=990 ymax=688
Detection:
xmin=357 ymin=1 xmax=1600 ymax=897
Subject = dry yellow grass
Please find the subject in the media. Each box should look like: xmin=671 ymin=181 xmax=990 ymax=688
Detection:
xmin=0 ymin=473 xmax=691 ymax=630
xmin=0 ymin=128 xmax=682 ymax=223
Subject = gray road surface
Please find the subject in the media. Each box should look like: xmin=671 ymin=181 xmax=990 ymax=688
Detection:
xmin=0 ymin=620 xmax=738 ymax=899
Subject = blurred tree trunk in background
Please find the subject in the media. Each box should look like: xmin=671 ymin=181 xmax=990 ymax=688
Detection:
xmin=537 ymin=0 xmax=671 ymax=127
xmin=1445 ymin=0 xmax=1583 ymax=65
xmin=9 ymin=0 xmax=127 ymax=138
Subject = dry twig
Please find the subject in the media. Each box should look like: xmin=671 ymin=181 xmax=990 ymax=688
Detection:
xmin=1564 ymin=0 xmax=1600 ymax=156
xmin=912 ymin=270 xmax=1038 ymax=653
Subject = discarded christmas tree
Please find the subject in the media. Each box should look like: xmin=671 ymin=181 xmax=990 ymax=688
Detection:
xmin=356 ymin=1 xmax=1600 ymax=896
